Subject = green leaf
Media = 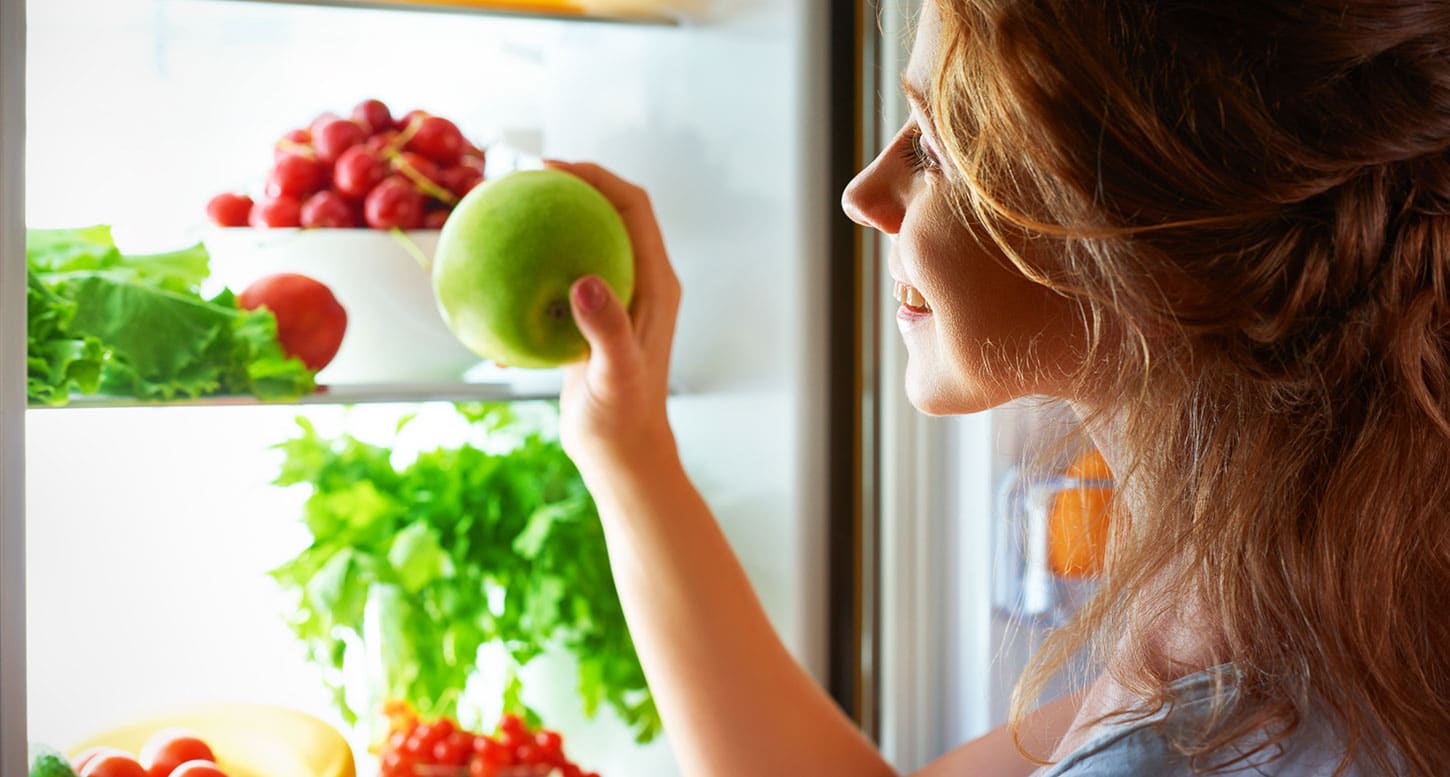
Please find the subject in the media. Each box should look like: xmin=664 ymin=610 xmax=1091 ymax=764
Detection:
xmin=25 ymin=227 xmax=314 ymax=405
xmin=270 ymin=402 xmax=659 ymax=741
xmin=304 ymin=549 xmax=369 ymax=633
xmin=388 ymin=522 xmax=453 ymax=594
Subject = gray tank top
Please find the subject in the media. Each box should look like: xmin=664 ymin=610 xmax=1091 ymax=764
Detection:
xmin=1035 ymin=666 xmax=1374 ymax=776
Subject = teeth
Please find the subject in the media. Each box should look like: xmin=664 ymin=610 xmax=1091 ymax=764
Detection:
xmin=893 ymin=280 xmax=931 ymax=311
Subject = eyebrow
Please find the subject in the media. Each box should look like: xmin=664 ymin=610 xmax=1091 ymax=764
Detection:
xmin=899 ymin=75 xmax=935 ymax=127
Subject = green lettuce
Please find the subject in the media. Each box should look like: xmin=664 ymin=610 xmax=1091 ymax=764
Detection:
xmin=25 ymin=226 xmax=315 ymax=404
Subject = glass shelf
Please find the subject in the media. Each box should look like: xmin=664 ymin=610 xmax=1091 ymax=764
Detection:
xmin=29 ymin=363 xmax=565 ymax=409
xmin=30 ymin=371 xmax=687 ymax=409
xmin=214 ymin=0 xmax=688 ymax=25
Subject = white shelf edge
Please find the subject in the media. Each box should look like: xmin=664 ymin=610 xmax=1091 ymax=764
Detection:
xmin=206 ymin=0 xmax=686 ymax=26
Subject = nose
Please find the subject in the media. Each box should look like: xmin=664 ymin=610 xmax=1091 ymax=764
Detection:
xmin=841 ymin=149 xmax=905 ymax=235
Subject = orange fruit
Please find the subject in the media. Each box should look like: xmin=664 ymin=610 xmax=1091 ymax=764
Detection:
xmin=1047 ymin=449 xmax=1114 ymax=578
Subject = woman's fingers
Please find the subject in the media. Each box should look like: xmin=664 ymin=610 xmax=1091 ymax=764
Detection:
xmin=543 ymin=160 xmax=681 ymax=357
xmin=569 ymin=274 xmax=636 ymax=396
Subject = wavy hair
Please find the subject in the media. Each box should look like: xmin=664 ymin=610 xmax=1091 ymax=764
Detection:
xmin=926 ymin=0 xmax=1450 ymax=773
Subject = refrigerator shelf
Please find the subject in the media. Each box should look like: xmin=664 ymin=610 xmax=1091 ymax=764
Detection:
xmin=29 ymin=372 xmax=688 ymax=410
xmin=211 ymin=0 xmax=687 ymax=26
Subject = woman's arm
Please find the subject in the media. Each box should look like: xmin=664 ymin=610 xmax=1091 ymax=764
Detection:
xmin=914 ymin=695 xmax=1081 ymax=777
xmin=551 ymin=159 xmax=894 ymax=777
xmin=551 ymin=160 xmax=1081 ymax=777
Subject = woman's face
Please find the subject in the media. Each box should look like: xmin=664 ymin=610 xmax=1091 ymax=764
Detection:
xmin=841 ymin=3 xmax=1087 ymax=415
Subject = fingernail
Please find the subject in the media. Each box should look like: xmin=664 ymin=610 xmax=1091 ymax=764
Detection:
xmin=575 ymin=276 xmax=605 ymax=313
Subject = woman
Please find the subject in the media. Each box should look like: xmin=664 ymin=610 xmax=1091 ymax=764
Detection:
xmin=547 ymin=0 xmax=1450 ymax=774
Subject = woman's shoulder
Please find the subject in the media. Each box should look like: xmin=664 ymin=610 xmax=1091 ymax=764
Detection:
xmin=1036 ymin=666 xmax=1373 ymax=777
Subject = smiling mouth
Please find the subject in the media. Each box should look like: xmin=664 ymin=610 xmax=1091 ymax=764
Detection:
xmin=893 ymin=280 xmax=932 ymax=313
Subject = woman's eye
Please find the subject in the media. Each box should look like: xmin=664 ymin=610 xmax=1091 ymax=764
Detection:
xmin=897 ymin=128 xmax=938 ymax=173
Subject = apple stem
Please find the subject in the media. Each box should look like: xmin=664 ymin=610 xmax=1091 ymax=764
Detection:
xmin=547 ymin=300 xmax=570 ymax=321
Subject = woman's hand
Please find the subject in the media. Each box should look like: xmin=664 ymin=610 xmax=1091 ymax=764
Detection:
xmin=546 ymin=160 xmax=682 ymax=478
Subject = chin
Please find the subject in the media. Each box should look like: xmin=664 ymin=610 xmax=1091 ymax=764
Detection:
xmin=903 ymin=372 xmax=1001 ymax=417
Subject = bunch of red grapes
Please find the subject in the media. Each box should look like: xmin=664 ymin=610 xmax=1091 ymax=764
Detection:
xmin=207 ymin=99 xmax=486 ymax=231
xmin=378 ymin=704 xmax=601 ymax=777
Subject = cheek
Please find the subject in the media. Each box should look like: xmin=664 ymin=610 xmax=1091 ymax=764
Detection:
xmin=901 ymin=217 xmax=1088 ymax=405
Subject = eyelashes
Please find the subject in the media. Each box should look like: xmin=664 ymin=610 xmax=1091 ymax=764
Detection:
xmin=897 ymin=127 xmax=939 ymax=173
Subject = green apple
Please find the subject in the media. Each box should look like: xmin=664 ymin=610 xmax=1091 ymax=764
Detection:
xmin=432 ymin=169 xmax=634 ymax=368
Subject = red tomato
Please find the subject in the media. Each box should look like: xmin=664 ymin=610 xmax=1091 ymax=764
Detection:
xmin=237 ymin=273 xmax=348 ymax=372
xmin=206 ymin=193 xmax=254 ymax=227
xmin=139 ymin=729 xmax=216 ymax=777
xmin=73 ymin=747 xmax=125 ymax=774
xmin=167 ymin=761 xmax=228 ymax=777
xmin=81 ymin=752 xmax=148 ymax=777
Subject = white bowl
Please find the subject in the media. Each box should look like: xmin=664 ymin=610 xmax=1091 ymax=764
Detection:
xmin=203 ymin=228 xmax=483 ymax=385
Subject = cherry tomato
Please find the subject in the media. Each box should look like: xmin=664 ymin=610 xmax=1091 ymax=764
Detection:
xmin=498 ymin=714 xmax=526 ymax=738
xmin=72 ymin=747 xmax=124 ymax=774
xmin=237 ymin=273 xmax=348 ymax=371
xmin=438 ymin=165 xmax=484 ymax=199
xmin=308 ymin=111 xmax=341 ymax=137
xmin=364 ymin=130 xmax=401 ymax=157
xmin=392 ymin=152 xmax=441 ymax=189
xmin=207 ymin=193 xmax=254 ymax=227
xmin=332 ymin=146 xmax=386 ymax=199
xmin=140 ymin=729 xmax=216 ymax=777
xmin=301 ymin=190 xmax=357 ymax=228
xmin=380 ymin=750 xmax=416 ymax=777
xmin=433 ymin=736 xmax=469 ymax=766
xmin=266 ymin=153 xmax=326 ymax=199
xmin=352 ymin=99 xmax=393 ymax=135
xmin=168 ymin=761 xmax=228 ymax=777
xmin=250 ymin=195 xmax=303 ymax=228
xmin=364 ymin=177 xmax=424 ymax=230
xmin=514 ymin=743 xmax=541 ymax=766
xmin=312 ymin=118 xmax=366 ymax=164
xmin=534 ymin=730 xmax=563 ymax=761
xmin=396 ymin=109 xmax=429 ymax=132
xmin=273 ymin=129 xmax=313 ymax=162
xmin=422 ymin=209 xmax=451 ymax=229
xmin=406 ymin=115 xmax=466 ymax=165
xmin=81 ymin=752 xmax=148 ymax=777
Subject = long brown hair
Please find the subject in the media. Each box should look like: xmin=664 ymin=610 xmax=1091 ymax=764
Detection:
xmin=927 ymin=0 xmax=1450 ymax=773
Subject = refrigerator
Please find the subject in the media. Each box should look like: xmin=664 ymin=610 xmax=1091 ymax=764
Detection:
xmin=2 ymin=0 xmax=1100 ymax=774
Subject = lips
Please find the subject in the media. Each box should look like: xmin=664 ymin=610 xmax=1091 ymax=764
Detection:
xmin=893 ymin=280 xmax=931 ymax=313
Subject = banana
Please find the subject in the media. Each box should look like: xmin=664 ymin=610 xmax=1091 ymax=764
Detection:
xmin=68 ymin=702 xmax=356 ymax=777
